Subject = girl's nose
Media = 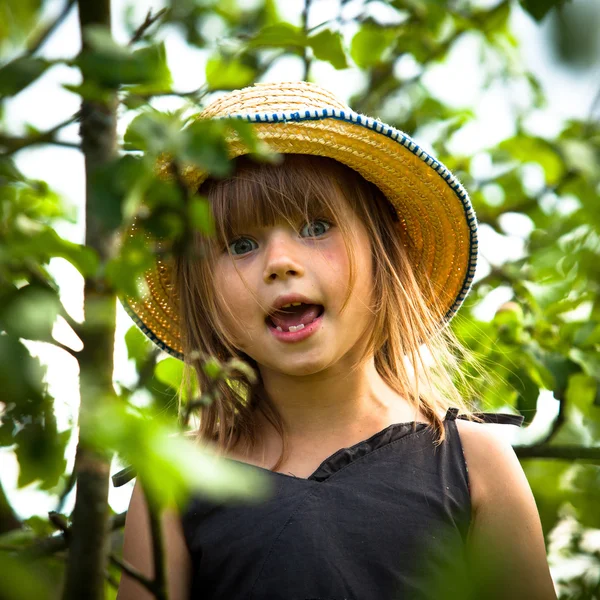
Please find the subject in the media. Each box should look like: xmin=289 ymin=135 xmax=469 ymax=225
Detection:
xmin=263 ymin=231 xmax=305 ymax=281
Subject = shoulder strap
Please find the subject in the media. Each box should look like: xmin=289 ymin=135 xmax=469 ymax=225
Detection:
xmin=112 ymin=465 xmax=136 ymax=488
xmin=444 ymin=407 xmax=524 ymax=427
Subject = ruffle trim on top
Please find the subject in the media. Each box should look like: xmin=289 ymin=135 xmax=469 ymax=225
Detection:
xmin=307 ymin=421 xmax=430 ymax=483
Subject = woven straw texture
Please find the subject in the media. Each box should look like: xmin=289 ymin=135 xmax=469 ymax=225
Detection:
xmin=120 ymin=81 xmax=478 ymax=361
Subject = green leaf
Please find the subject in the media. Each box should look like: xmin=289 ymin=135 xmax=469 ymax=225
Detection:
xmin=106 ymin=233 xmax=155 ymax=299
xmin=183 ymin=120 xmax=234 ymax=177
xmin=205 ymin=55 xmax=255 ymax=90
xmin=189 ymin=195 xmax=215 ymax=236
xmin=0 ymin=284 xmax=61 ymax=342
xmin=520 ymin=279 xmax=574 ymax=313
xmin=89 ymin=155 xmax=150 ymax=231
xmin=350 ymin=23 xmax=396 ymax=68
xmin=83 ymin=400 xmax=273 ymax=508
xmin=15 ymin=425 xmax=69 ymax=489
xmin=248 ymin=23 xmax=306 ymax=49
xmin=0 ymin=57 xmax=50 ymax=97
xmin=155 ymin=357 xmax=185 ymax=393
xmin=125 ymin=324 xmax=154 ymax=370
xmin=497 ymin=135 xmax=565 ymax=185
xmin=308 ymin=29 xmax=349 ymax=70
xmin=569 ymin=348 xmax=600 ymax=380
xmin=77 ymin=26 xmax=172 ymax=89
xmin=124 ymin=110 xmax=185 ymax=156
xmin=508 ymin=367 xmax=539 ymax=425
xmin=519 ymin=0 xmax=567 ymax=21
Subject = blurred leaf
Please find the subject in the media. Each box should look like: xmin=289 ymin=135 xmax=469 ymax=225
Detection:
xmin=182 ymin=119 xmax=234 ymax=176
xmin=89 ymin=155 xmax=151 ymax=231
xmin=155 ymin=357 xmax=186 ymax=395
xmin=0 ymin=283 xmax=61 ymax=342
xmin=205 ymin=54 xmax=255 ymax=90
xmin=77 ymin=26 xmax=171 ymax=89
xmin=15 ymin=422 xmax=69 ymax=489
xmin=188 ymin=195 xmax=215 ymax=236
xmin=519 ymin=0 xmax=568 ymax=21
xmin=125 ymin=325 xmax=154 ymax=371
xmin=569 ymin=349 xmax=600 ymax=380
xmin=248 ymin=23 xmax=306 ymax=49
xmin=498 ymin=135 xmax=565 ymax=185
xmin=350 ymin=23 xmax=397 ymax=68
xmin=124 ymin=110 xmax=181 ymax=153
xmin=508 ymin=367 xmax=539 ymax=425
xmin=0 ymin=0 xmax=43 ymax=47
xmin=521 ymin=279 xmax=573 ymax=312
xmin=106 ymin=232 xmax=155 ymax=299
xmin=0 ymin=57 xmax=50 ymax=97
xmin=308 ymin=29 xmax=348 ymax=70
xmin=0 ymin=551 xmax=51 ymax=600
xmin=548 ymin=1 xmax=600 ymax=68
xmin=83 ymin=400 xmax=272 ymax=508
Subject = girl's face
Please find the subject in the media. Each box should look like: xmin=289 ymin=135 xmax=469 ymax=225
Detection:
xmin=213 ymin=200 xmax=375 ymax=377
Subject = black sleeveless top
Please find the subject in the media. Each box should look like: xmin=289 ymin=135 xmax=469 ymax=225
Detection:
xmin=113 ymin=408 xmax=523 ymax=600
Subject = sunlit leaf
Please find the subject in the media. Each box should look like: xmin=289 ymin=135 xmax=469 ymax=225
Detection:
xmin=248 ymin=23 xmax=306 ymax=49
xmin=308 ymin=29 xmax=348 ymax=70
xmin=350 ymin=23 xmax=396 ymax=68
xmin=205 ymin=54 xmax=255 ymax=90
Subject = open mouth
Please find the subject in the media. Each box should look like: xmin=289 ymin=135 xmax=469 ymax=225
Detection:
xmin=265 ymin=303 xmax=325 ymax=333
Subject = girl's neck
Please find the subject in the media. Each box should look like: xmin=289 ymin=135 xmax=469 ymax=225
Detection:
xmin=253 ymin=357 xmax=428 ymax=453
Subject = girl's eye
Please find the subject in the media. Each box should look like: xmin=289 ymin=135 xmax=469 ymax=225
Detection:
xmin=226 ymin=219 xmax=332 ymax=256
xmin=228 ymin=237 xmax=257 ymax=256
xmin=300 ymin=219 xmax=331 ymax=238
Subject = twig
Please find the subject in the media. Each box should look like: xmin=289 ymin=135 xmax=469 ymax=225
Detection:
xmin=49 ymin=338 xmax=81 ymax=359
xmin=109 ymin=554 xmax=156 ymax=593
xmin=128 ymin=8 xmax=168 ymax=46
xmin=19 ymin=512 xmax=127 ymax=560
xmin=24 ymin=0 xmax=77 ymax=57
xmin=0 ymin=114 xmax=80 ymax=157
xmin=301 ymin=0 xmax=314 ymax=81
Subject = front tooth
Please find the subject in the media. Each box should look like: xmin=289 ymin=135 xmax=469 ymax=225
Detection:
xmin=288 ymin=324 xmax=305 ymax=332
xmin=291 ymin=302 xmax=301 ymax=306
xmin=281 ymin=303 xmax=292 ymax=308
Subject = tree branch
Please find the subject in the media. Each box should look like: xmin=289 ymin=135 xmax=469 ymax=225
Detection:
xmin=514 ymin=445 xmax=600 ymax=461
xmin=19 ymin=512 xmax=126 ymax=560
xmin=61 ymin=2 xmax=118 ymax=598
xmin=24 ymin=0 xmax=77 ymax=57
xmin=0 ymin=115 xmax=80 ymax=156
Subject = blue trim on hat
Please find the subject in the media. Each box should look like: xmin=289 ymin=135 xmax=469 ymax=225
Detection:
xmin=119 ymin=295 xmax=185 ymax=361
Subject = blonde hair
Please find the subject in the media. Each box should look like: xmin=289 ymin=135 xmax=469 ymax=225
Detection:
xmin=172 ymin=153 xmax=485 ymax=471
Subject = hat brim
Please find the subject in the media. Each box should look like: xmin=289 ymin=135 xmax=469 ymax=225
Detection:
xmin=120 ymin=108 xmax=478 ymax=361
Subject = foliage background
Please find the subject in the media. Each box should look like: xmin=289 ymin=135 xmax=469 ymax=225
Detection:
xmin=0 ymin=0 xmax=599 ymax=598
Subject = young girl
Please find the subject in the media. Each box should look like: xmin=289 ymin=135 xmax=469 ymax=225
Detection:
xmin=116 ymin=81 xmax=557 ymax=600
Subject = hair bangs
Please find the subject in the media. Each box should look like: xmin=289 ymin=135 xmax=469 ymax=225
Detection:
xmin=198 ymin=154 xmax=347 ymax=248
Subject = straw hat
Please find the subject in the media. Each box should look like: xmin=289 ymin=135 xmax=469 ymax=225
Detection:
xmin=120 ymin=81 xmax=478 ymax=361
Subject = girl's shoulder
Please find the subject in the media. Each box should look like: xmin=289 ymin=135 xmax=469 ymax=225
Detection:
xmin=454 ymin=418 xmax=521 ymax=513
xmin=453 ymin=419 xmax=557 ymax=598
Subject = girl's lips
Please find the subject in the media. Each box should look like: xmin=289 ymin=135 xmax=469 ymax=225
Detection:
xmin=266 ymin=311 xmax=325 ymax=343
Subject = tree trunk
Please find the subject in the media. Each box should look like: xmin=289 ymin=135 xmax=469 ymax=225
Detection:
xmin=62 ymin=1 xmax=118 ymax=598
